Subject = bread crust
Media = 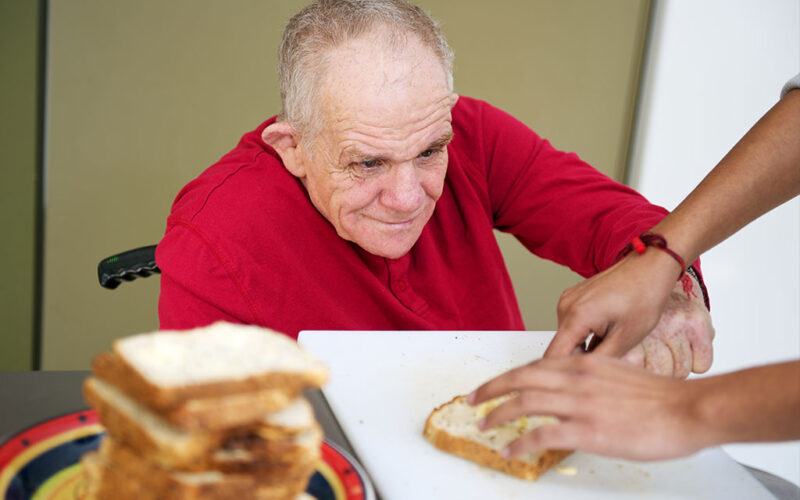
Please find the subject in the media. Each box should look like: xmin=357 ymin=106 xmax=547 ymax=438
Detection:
xmin=92 ymin=351 xmax=326 ymax=415
xmin=423 ymin=395 xmax=572 ymax=481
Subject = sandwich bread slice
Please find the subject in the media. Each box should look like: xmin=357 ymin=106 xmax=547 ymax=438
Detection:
xmin=423 ymin=394 xmax=572 ymax=481
xmin=91 ymin=322 xmax=328 ymax=422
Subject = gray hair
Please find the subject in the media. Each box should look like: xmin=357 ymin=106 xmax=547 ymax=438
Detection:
xmin=277 ymin=0 xmax=454 ymax=143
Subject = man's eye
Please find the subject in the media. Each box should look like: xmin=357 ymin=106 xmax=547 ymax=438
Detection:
xmin=419 ymin=149 xmax=435 ymax=158
xmin=361 ymin=159 xmax=379 ymax=168
xmin=419 ymin=147 xmax=444 ymax=159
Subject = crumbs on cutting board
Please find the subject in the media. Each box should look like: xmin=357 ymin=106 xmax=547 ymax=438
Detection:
xmin=614 ymin=463 xmax=652 ymax=479
xmin=555 ymin=465 xmax=577 ymax=476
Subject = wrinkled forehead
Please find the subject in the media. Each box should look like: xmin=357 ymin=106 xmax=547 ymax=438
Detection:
xmin=317 ymin=29 xmax=453 ymax=142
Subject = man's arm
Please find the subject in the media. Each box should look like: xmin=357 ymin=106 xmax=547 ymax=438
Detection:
xmin=467 ymin=100 xmax=714 ymax=377
xmin=548 ymin=86 xmax=800 ymax=362
xmin=468 ymin=355 xmax=800 ymax=461
xmin=157 ymin=223 xmax=257 ymax=330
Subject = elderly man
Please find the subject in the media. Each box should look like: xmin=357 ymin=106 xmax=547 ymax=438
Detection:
xmin=157 ymin=0 xmax=713 ymax=377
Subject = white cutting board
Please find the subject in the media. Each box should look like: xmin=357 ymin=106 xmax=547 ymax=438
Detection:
xmin=298 ymin=331 xmax=775 ymax=500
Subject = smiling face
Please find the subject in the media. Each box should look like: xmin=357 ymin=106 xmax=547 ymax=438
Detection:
xmin=281 ymin=30 xmax=458 ymax=259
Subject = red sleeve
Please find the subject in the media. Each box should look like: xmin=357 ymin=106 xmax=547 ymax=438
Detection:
xmin=477 ymin=101 xmax=669 ymax=278
xmin=156 ymin=222 xmax=259 ymax=330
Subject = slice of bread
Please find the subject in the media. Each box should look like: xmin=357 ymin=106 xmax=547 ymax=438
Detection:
xmin=82 ymin=438 xmax=312 ymax=500
xmin=84 ymin=376 xmax=320 ymax=471
xmin=91 ymin=322 xmax=328 ymax=412
xmin=261 ymin=397 xmax=317 ymax=436
xmin=160 ymin=385 xmax=302 ymax=430
xmin=165 ymin=385 xmax=317 ymax=432
xmin=423 ymin=395 xmax=572 ymax=481
xmin=84 ymin=376 xmax=214 ymax=468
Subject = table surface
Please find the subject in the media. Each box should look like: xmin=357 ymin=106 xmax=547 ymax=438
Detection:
xmin=0 ymin=371 xmax=796 ymax=500
xmin=0 ymin=370 xmax=382 ymax=499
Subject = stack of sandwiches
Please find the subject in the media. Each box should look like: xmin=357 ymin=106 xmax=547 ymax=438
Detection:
xmin=80 ymin=322 xmax=329 ymax=500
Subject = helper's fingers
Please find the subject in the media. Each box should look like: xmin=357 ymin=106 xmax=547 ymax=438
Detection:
xmin=544 ymin=327 xmax=590 ymax=359
xmin=546 ymin=285 xmax=603 ymax=358
xmin=479 ymin=390 xmax=581 ymax=431
xmin=469 ymin=358 xmax=577 ymax=406
xmin=591 ymin=327 xmax=642 ymax=358
xmin=590 ymin=310 xmax=668 ymax=359
xmin=503 ymin=421 xmax=585 ymax=458
xmin=621 ymin=343 xmax=646 ymax=368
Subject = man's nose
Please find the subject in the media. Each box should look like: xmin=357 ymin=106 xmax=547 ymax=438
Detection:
xmin=380 ymin=162 xmax=424 ymax=213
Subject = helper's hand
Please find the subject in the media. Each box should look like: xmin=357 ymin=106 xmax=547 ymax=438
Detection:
xmin=468 ymin=354 xmax=710 ymax=461
xmin=545 ymin=250 xmax=714 ymax=378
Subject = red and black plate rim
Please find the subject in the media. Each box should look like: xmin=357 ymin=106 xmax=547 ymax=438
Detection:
xmin=0 ymin=409 xmax=371 ymax=500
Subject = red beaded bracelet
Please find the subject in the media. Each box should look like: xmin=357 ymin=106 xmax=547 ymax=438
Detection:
xmin=614 ymin=231 xmax=686 ymax=278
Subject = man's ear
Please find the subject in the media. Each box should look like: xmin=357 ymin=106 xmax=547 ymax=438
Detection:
xmin=262 ymin=122 xmax=306 ymax=178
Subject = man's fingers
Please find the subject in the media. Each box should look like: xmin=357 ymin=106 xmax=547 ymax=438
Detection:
xmin=689 ymin=319 xmax=715 ymax=374
xmin=692 ymin=341 xmax=713 ymax=374
xmin=642 ymin=336 xmax=674 ymax=376
xmin=664 ymin=328 xmax=692 ymax=379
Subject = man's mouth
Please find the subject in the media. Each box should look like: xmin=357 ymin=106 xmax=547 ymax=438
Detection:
xmin=382 ymin=217 xmax=414 ymax=226
xmin=372 ymin=219 xmax=412 ymax=234
xmin=368 ymin=211 xmax=422 ymax=227
xmin=360 ymin=205 xmax=431 ymax=232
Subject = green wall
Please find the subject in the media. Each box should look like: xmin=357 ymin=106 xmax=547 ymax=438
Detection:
xmin=0 ymin=0 xmax=42 ymax=370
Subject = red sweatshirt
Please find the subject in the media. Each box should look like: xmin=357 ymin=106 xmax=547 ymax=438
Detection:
xmin=157 ymin=97 xmax=677 ymax=339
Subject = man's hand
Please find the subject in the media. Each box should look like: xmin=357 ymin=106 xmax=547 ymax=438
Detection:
xmin=621 ymin=278 xmax=714 ymax=377
xmin=468 ymin=354 xmax=710 ymax=461
xmin=545 ymin=250 xmax=714 ymax=378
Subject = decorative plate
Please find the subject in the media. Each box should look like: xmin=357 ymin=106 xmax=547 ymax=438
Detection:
xmin=0 ymin=410 xmax=375 ymax=500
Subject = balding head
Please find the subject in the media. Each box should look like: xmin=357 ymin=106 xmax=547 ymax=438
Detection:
xmin=277 ymin=0 xmax=454 ymax=144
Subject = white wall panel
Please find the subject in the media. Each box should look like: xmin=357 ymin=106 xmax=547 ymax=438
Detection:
xmin=629 ymin=0 xmax=800 ymax=485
